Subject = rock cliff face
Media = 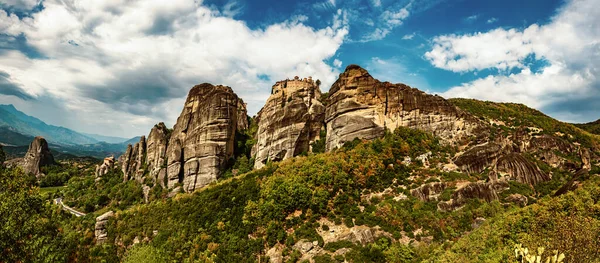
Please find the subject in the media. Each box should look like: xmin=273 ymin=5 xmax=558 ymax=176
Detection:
xmin=146 ymin=123 xmax=169 ymax=187
xmin=325 ymin=65 xmax=481 ymax=151
xmin=22 ymin=136 xmax=55 ymax=176
xmin=95 ymin=156 xmax=115 ymax=181
xmin=252 ymin=76 xmax=325 ymax=169
xmin=165 ymin=84 xmax=248 ymax=192
xmin=120 ymin=136 xmax=147 ymax=182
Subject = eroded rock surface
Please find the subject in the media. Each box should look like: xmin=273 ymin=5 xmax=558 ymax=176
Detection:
xmin=252 ymin=76 xmax=325 ymax=169
xmin=22 ymin=136 xmax=55 ymax=176
xmin=325 ymin=65 xmax=481 ymax=151
xmin=438 ymin=181 xmax=508 ymax=211
xmin=410 ymin=182 xmax=446 ymax=201
xmin=120 ymin=136 xmax=147 ymax=182
xmin=166 ymin=84 xmax=248 ymax=192
xmin=146 ymin=123 xmax=169 ymax=187
xmin=95 ymin=156 xmax=115 ymax=181
xmin=95 ymin=211 xmax=114 ymax=244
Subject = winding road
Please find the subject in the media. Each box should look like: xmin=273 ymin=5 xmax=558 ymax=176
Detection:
xmin=54 ymin=198 xmax=86 ymax=217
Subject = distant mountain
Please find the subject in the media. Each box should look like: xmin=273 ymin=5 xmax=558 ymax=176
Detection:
xmin=0 ymin=104 xmax=98 ymax=146
xmin=81 ymin=132 xmax=130 ymax=144
xmin=122 ymin=136 xmax=142 ymax=145
xmin=575 ymin=119 xmax=600 ymax=135
xmin=0 ymin=126 xmax=35 ymax=146
xmin=0 ymin=104 xmax=144 ymax=159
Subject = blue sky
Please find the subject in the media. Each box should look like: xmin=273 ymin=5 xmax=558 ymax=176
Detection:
xmin=0 ymin=0 xmax=598 ymax=137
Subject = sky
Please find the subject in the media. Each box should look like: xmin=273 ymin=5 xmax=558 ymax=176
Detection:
xmin=0 ymin=0 xmax=598 ymax=138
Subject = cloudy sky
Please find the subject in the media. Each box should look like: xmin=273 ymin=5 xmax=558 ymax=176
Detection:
xmin=0 ymin=0 xmax=598 ymax=138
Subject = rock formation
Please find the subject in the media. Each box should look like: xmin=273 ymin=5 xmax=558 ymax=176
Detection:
xmin=95 ymin=156 xmax=115 ymax=181
xmin=438 ymin=181 xmax=509 ymax=211
xmin=251 ymin=76 xmax=325 ymax=169
xmin=120 ymin=136 xmax=147 ymax=182
xmin=325 ymin=65 xmax=481 ymax=151
xmin=21 ymin=136 xmax=55 ymax=176
xmin=165 ymin=83 xmax=248 ymax=192
xmin=146 ymin=123 xmax=170 ymax=187
xmin=95 ymin=211 xmax=114 ymax=244
xmin=410 ymin=182 xmax=446 ymax=201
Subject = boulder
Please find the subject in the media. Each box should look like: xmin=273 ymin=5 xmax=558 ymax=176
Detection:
xmin=165 ymin=83 xmax=248 ymax=192
xmin=95 ymin=211 xmax=115 ymax=244
xmin=21 ymin=136 xmax=55 ymax=176
xmin=252 ymin=77 xmax=325 ymax=169
xmin=325 ymin=65 xmax=481 ymax=151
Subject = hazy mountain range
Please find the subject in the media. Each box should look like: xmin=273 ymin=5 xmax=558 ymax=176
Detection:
xmin=0 ymin=104 xmax=139 ymax=159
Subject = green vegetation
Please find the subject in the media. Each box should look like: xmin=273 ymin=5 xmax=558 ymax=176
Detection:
xmin=450 ymin=98 xmax=600 ymax=151
xmin=0 ymin=166 xmax=69 ymax=262
xmin=431 ymin=176 xmax=600 ymax=263
xmin=574 ymin=119 xmax=600 ymax=135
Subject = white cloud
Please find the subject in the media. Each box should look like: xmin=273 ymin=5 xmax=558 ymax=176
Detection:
xmin=402 ymin=32 xmax=415 ymax=40
xmin=428 ymin=0 xmax=600 ymax=122
xmin=0 ymin=0 xmax=348 ymax=137
xmin=487 ymin=17 xmax=498 ymax=24
xmin=465 ymin=14 xmax=479 ymax=22
xmin=333 ymin=59 xmax=342 ymax=67
xmin=371 ymin=0 xmax=381 ymax=7
xmin=361 ymin=6 xmax=410 ymax=42
xmin=1 ymin=0 xmax=39 ymax=10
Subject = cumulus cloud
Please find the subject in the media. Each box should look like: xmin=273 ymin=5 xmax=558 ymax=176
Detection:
xmin=427 ymin=0 xmax=600 ymax=122
xmin=0 ymin=0 xmax=348 ymax=137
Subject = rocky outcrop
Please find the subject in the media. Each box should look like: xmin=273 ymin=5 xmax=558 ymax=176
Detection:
xmin=165 ymin=84 xmax=248 ymax=192
xmin=120 ymin=136 xmax=147 ymax=182
xmin=95 ymin=156 xmax=115 ymax=181
xmin=454 ymin=142 xmax=550 ymax=186
xmin=410 ymin=182 xmax=446 ymax=201
xmin=454 ymin=143 xmax=505 ymax=174
xmin=325 ymin=65 xmax=481 ymax=151
xmin=496 ymin=153 xmax=549 ymax=185
xmin=21 ymin=136 xmax=55 ymax=176
xmin=252 ymin=76 xmax=325 ymax=169
xmin=505 ymin=193 xmax=528 ymax=207
xmin=438 ymin=181 xmax=509 ymax=211
xmin=95 ymin=211 xmax=114 ymax=244
xmin=146 ymin=123 xmax=169 ymax=187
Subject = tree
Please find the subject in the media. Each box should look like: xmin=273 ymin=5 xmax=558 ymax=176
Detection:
xmin=0 ymin=167 xmax=67 ymax=262
xmin=316 ymin=79 xmax=321 ymax=87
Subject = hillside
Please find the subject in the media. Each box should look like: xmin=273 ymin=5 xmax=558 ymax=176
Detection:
xmin=574 ymin=119 xmax=600 ymax=135
xmin=1 ymin=66 xmax=599 ymax=263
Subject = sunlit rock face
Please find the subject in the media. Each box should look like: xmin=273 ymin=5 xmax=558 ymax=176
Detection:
xmin=252 ymin=76 xmax=325 ymax=169
xmin=165 ymin=84 xmax=248 ymax=192
xmin=325 ymin=65 xmax=481 ymax=151
xmin=22 ymin=136 xmax=55 ymax=177
xmin=145 ymin=122 xmax=169 ymax=187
